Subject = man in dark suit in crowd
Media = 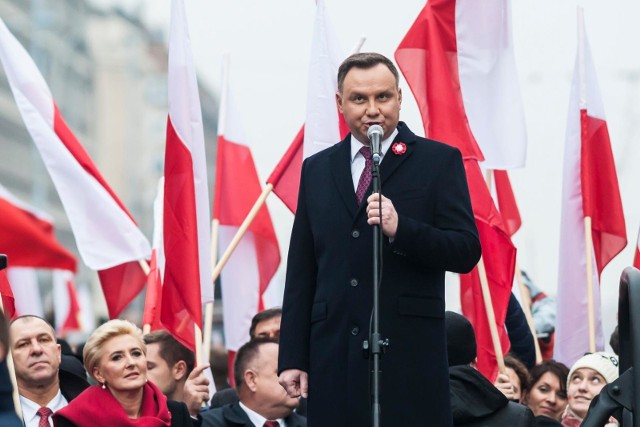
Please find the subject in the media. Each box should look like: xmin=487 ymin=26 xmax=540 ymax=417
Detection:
xmin=9 ymin=315 xmax=89 ymax=427
xmin=202 ymin=338 xmax=305 ymax=427
xmin=249 ymin=308 xmax=281 ymax=340
xmin=278 ymin=52 xmax=481 ymax=426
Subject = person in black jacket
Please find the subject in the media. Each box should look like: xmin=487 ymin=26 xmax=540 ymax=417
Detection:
xmin=446 ymin=311 xmax=535 ymax=427
xmin=203 ymin=339 xmax=304 ymax=427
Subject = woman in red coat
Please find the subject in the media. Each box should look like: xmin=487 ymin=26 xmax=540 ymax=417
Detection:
xmin=53 ymin=319 xmax=195 ymax=427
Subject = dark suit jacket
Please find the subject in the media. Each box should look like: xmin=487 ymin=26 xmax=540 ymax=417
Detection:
xmin=201 ymin=402 xmax=306 ymax=427
xmin=278 ymin=122 xmax=481 ymax=426
xmin=210 ymin=388 xmax=307 ymax=417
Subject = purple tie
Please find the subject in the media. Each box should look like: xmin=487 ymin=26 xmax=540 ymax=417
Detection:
xmin=37 ymin=407 xmax=53 ymax=427
xmin=356 ymin=146 xmax=373 ymax=204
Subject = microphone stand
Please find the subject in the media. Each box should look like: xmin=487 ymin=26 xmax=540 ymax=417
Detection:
xmin=365 ymin=152 xmax=388 ymax=427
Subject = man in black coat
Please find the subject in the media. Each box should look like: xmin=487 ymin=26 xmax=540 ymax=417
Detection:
xmin=9 ymin=315 xmax=89 ymax=427
xmin=446 ymin=311 xmax=535 ymax=427
xmin=203 ymin=339 xmax=305 ymax=427
xmin=278 ymin=52 xmax=481 ymax=426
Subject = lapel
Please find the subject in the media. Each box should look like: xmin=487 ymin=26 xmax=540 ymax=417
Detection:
xmin=328 ymin=122 xmax=418 ymax=222
xmin=379 ymin=121 xmax=417 ymax=186
xmin=329 ymin=135 xmax=359 ymax=219
xmin=224 ymin=402 xmax=254 ymax=426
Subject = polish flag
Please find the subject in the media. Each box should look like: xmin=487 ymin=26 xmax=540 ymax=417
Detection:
xmin=395 ymin=0 xmax=526 ymax=168
xmin=396 ymin=0 xmax=522 ymax=380
xmin=267 ymin=0 xmax=350 ymax=213
xmin=213 ymin=57 xmax=281 ymax=383
xmin=162 ymin=0 xmax=213 ymax=351
xmin=0 ymin=183 xmax=76 ymax=272
xmin=0 ymin=18 xmax=151 ymax=318
xmin=8 ymin=268 xmax=44 ymax=317
xmin=634 ymin=230 xmax=640 ymax=270
xmin=0 ymin=269 xmax=15 ymax=319
xmin=555 ymin=10 xmax=627 ymax=366
xmin=53 ymin=270 xmax=82 ymax=335
xmin=143 ymin=179 xmax=165 ymax=332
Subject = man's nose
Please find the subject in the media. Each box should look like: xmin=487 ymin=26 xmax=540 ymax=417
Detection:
xmin=365 ymin=100 xmax=380 ymax=116
xmin=30 ymin=339 xmax=43 ymax=354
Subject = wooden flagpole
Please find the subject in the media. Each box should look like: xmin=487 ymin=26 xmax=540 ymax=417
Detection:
xmin=138 ymin=259 xmax=152 ymax=335
xmin=211 ymin=184 xmax=274 ymax=283
xmin=477 ymin=256 xmax=506 ymax=374
xmin=202 ymin=219 xmax=219 ymax=364
xmin=0 ymin=297 xmax=22 ymax=419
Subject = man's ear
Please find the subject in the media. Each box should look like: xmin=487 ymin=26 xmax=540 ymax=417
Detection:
xmin=56 ymin=343 xmax=62 ymax=364
xmin=398 ymin=87 xmax=403 ymax=108
xmin=336 ymin=92 xmax=344 ymax=114
xmin=172 ymin=360 xmax=188 ymax=382
xmin=244 ymin=369 xmax=258 ymax=393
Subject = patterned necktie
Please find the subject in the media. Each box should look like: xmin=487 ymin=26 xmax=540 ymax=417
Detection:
xmin=263 ymin=421 xmax=279 ymax=427
xmin=356 ymin=145 xmax=373 ymax=204
xmin=37 ymin=407 xmax=53 ymax=427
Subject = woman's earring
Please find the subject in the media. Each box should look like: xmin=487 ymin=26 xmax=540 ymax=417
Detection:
xmin=101 ymin=383 xmax=106 ymax=390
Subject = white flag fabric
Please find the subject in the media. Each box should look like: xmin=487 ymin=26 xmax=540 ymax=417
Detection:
xmin=302 ymin=0 xmax=346 ymax=158
xmin=9 ymin=268 xmax=43 ymax=318
xmin=457 ymin=0 xmax=527 ymax=169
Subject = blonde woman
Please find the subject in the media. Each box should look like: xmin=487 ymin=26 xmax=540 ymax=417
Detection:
xmin=53 ymin=320 xmax=195 ymax=427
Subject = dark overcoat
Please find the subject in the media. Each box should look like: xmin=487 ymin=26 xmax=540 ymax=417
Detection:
xmin=278 ymin=122 xmax=481 ymax=426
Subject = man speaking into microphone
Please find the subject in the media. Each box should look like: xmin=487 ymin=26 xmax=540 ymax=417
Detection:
xmin=278 ymin=52 xmax=480 ymax=426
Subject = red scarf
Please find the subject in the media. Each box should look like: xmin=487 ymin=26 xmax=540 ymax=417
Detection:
xmin=53 ymin=382 xmax=172 ymax=426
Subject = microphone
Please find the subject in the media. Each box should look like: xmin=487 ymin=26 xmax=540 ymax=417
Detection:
xmin=367 ymin=125 xmax=383 ymax=164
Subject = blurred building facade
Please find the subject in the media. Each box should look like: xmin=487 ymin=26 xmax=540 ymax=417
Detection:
xmin=0 ymin=0 xmax=220 ymax=334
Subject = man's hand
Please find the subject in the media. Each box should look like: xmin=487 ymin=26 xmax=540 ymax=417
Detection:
xmin=493 ymin=373 xmax=516 ymax=401
xmin=279 ymin=369 xmax=308 ymax=398
xmin=183 ymin=363 xmax=211 ymax=417
xmin=366 ymin=193 xmax=398 ymax=238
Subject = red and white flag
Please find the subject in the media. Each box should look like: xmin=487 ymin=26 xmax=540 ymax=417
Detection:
xmin=267 ymin=0 xmax=350 ymax=213
xmin=396 ymin=0 xmax=522 ymax=380
xmin=555 ymin=10 xmax=627 ymax=366
xmin=0 ymin=269 xmax=15 ymax=319
xmin=395 ymin=0 xmax=526 ymax=168
xmin=162 ymin=0 xmax=213 ymax=351
xmin=0 ymin=183 xmax=76 ymax=272
xmin=213 ymin=58 xmax=281 ymax=380
xmin=53 ymin=270 xmax=82 ymax=335
xmin=634 ymin=229 xmax=640 ymax=269
xmin=8 ymin=267 xmax=44 ymax=318
xmin=143 ymin=178 xmax=165 ymax=332
xmin=0 ymin=18 xmax=151 ymax=318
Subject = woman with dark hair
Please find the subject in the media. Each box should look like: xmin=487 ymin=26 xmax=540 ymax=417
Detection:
xmin=504 ymin=354 xmax=531 ymax=403
xmin=53 ymin=320 xmax=196 ymax=427
xmin=522 ymin=360 xmax=569 ymax=425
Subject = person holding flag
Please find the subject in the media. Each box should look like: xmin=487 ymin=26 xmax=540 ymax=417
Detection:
xmin=278 ymin=52 xmax=480 ymax=426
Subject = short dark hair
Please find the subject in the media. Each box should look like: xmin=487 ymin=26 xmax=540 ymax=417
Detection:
xmin=337 ymin=52 xmax=400 ymax=93
xmin=249 ymin=308 xmax=282 ymax=339
xmin=234 ymin=337 xmax=278 ymax=390
xmin=144 ymin=330 xmax=195 ymax=376
xmin=504 ymin=353 xmax=531 ymax=392
xmin=526 ymin=359 xmax=569 ymax=398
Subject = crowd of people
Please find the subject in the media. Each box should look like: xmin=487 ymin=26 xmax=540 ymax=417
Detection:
xmin=0 ymin=304 xmax=622 ymax=426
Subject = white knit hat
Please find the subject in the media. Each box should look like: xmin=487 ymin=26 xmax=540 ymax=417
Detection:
xmin=568 ymin=352 xmax=619 ymax=386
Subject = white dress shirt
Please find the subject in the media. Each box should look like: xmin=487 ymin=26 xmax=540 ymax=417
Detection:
xmin=238 ymin=401 xmax=285 ymax=427
xmin=19 ymin=389 xmax=68 ymax=427
xmin=350 ymin=128 xmax=398 ymax=191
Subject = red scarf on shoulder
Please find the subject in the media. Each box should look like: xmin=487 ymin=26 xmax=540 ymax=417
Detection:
xmin=53 ymin=381 xmax=172 ymax=426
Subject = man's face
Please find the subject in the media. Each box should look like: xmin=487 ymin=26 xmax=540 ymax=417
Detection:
xmin=336 ymin=63 xmax=402 ymax=144
xmin=253 ymin=316 xmax=281 ymax=340
xmin=250 ymin=343 xmax=299 ymax=419
xmin=146 ymin=342 xmax=177 ymax=397
xmin=10 ymin=317 xmax=61 ymax=389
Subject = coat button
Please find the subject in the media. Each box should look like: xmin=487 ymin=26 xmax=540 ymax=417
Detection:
xmin=351 ymin=326 xmax=360 ymax=336
xmin=351 ymin=230 xmax=360 ymax=238
xmin=350 ymin=278 xmax=358 ymax=287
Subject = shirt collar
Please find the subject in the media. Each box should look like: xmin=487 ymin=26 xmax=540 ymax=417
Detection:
xmin=350 ymin=128 xmax=399 ymax=163
xmin=239 ymin=401 xmax=284 ymax=427
xmin=20 ymin=388 xmax=67 ymax=425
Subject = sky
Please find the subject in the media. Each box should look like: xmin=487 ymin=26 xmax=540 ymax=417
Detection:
xmin=104 ymin=0 xmax=640 ymax=347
